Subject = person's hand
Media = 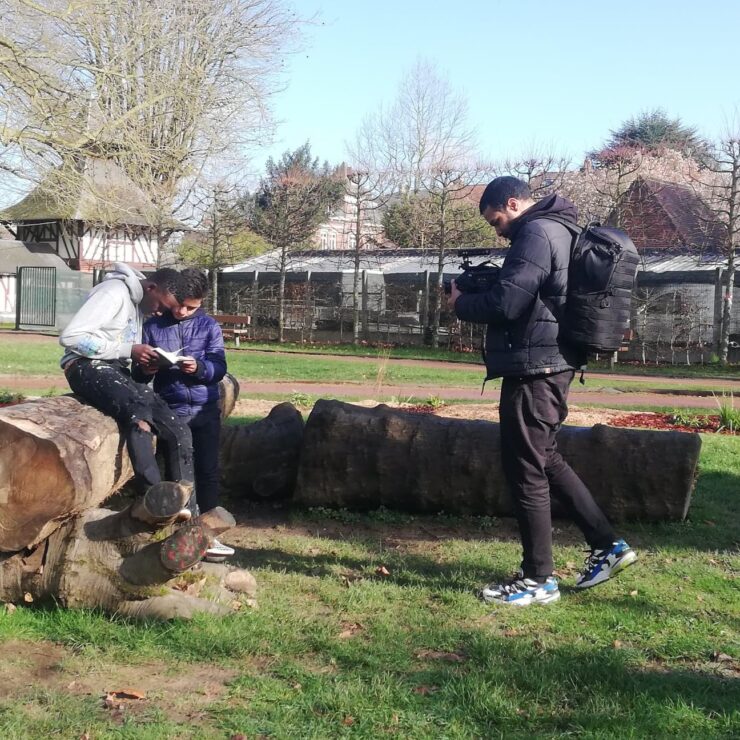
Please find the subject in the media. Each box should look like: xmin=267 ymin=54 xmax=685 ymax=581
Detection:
xmin=132 ymin=343 xmax=159 ymax=367
xmin=178 ymin=357 xmax=198 ymax=374
xmin=446 ymin=280 xmax=462 ymax=310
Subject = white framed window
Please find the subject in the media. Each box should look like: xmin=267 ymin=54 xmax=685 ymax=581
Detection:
xmin=328 ymin=231 xmax=336 ymax=249
xmin=320 ymin=231 xmax=328 ymax=248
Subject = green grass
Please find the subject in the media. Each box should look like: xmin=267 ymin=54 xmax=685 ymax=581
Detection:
xmin=0 ymin=434 xmax=738 ymax=737
xmin=227 ymin=338 xmax=480 ymax=363
xmin=4 ymin=336 xmax=740 ymax=395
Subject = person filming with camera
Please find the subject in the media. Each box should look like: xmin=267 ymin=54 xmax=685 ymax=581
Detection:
xmin=447 ymin=176 xmax=637 ymax=606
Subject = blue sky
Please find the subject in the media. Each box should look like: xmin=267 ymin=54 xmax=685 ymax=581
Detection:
xmin=256 ymin=0 xmax=740 ymax=173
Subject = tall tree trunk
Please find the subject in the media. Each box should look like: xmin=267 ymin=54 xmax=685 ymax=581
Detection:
xmin=278 ymin=244 xmax=287 ymax=343
xmin=431 ymin=191 xmax=447 ymax=348
xmin=720 ymin=251 xmax=735 ymax=364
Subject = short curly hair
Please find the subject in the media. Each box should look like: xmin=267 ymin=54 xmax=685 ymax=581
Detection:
xmin=150 ymin=268 xmax=187 ymax=302
xmin=180 ymin=267 xmax=210 ymax=300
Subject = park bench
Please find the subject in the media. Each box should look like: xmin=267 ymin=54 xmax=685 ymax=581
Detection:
xmin=215 ymin=314 xmax=252 ymax=347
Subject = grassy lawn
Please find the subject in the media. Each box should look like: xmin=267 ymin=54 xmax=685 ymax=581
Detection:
xmin=0 ymin=434 xmax=737 ymax=737
xmin=1 ymin=337 xmax=739 ymax=395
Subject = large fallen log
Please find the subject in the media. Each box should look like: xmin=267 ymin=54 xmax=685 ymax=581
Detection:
xmin=0 ymin=482 xmax=256 ymax=619
xmin=0 ymin=374 xmax=250 ymax=618
xmin=293 ymin=400 xmax=702 ymax=522
xmin=0 ymin=395 xmax=134 ymax=552
xmin=0 ymin=374 xmax=240 ymax=553
xmin=220 ymin=402 xmax=305 ymax=500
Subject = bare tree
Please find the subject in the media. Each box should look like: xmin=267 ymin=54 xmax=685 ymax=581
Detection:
xmin=358 ymin=59 xmax=489 ymax=346
xmin=366 ymin=59 xmax=477 ymax=195
xmin=690 ymin=125 xmax=740 ymax=364
xmin=0 ymin=0 xmax=299 ymax=227
xmin=498 ymin=145 xmax=571 ymax=199
xmin=177 ymin=183 xmax=268 ymax=312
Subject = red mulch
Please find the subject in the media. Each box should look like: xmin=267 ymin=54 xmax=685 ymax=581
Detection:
xmin=609 ymin=412 xmax=730 ymax=434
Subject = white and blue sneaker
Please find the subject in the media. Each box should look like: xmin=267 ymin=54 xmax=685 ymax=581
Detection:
xmin=480 ymin=576 xmax=560 ymax=606
xmin=575 ymin=539 xmax=637 ymax=589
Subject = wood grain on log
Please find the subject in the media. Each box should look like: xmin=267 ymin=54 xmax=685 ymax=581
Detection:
xmin=0 ymin=375 xmax=239 ymax=553
xmin=0 ymin=396 xmax=134 ymax=552
xmin=293 ymin=400 xmax=701 ymax=522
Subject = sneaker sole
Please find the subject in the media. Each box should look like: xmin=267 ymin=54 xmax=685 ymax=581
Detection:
xmin=485 ymin=590 xmax=561 ymax=606
xmin=575 ymin=550 xmax=638 ymax=589
xmin=509 ymin=591 xmax=561 ymax=606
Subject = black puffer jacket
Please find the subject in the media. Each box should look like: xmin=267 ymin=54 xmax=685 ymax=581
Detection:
xmin=455 ymin=194 xmax=586 ymax=379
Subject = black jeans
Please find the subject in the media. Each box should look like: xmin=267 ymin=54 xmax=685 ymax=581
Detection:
xmin=499 ymin=370 xmax=616 ymax=579
xmin=186 ymin=407 xmax=221 ymax=514
xmin=65 ymin=358 xmax=194 ymax=497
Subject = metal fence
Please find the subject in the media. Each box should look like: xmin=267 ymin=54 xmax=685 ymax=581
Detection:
xmin=218 ymin=268 xmax=740 ymax=364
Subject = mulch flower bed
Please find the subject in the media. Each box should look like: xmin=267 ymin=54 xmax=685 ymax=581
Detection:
xmin=609 ymin=412 xmax=732 ymax=434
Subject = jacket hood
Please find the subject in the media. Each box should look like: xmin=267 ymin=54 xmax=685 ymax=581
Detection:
xmin=103 ymin=262 xmax=145 ymax=304
xmin=510 ymin=194 xmax=578 ymax=238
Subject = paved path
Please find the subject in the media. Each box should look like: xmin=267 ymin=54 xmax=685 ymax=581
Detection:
xmin=236 ymin=348 xmax=740 ymax=388
xmin=1 ymin=331 xmax=737 ymax=409
xmin=232 ymin=379 xmax=728 ymax=409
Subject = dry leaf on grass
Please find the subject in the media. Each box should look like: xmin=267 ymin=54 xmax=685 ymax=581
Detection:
xmin=105 ymin=689 xmax=146 ymax=701
xmin=375 ymin=565 xmax=391 ymax=577
xmin=338 ymin=622 xmax=365 ymax=639
xmin=413 ymin=685 xmax=439 ymax=695
xmin=342 ymin=716 xmax=355 ymax=726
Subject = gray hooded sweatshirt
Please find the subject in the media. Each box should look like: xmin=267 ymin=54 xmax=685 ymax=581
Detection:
xmin=60 ymin=262 xmax=145 ymax=368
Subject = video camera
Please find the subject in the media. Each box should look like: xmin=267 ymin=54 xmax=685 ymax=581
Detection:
xmin=443 ymin=249 xmax=500 ymax=295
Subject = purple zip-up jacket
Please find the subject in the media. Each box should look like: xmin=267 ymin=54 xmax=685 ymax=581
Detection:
xmin=134 ymin=308 xmax=227 ymax=417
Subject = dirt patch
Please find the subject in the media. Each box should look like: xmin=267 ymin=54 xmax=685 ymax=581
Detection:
xmin=231 ymin=397 xmax=626 ymax=428
xmin=0 ymin=639 xmax=238 ymax=723
xmin=609 ymin=411 xmax=732 ymax=434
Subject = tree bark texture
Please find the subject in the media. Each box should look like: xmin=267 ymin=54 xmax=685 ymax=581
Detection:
xmin=0 ymin=395 xmax=134 ymax=552
xmin=218 ymin=372 xmax=239 ymax=420
xmin=220 ymin=402 xmax=305 ymax=500
xmin=0 ymin=374 xmax=239 ymax=553
xmin=293 ymin=400 xmax=702 ymax=522
xmin=0 ymin=492 xmax=256 ymax=620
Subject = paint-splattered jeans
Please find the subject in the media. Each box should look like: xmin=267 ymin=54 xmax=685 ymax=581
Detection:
xmin=65 ymin=358 xmax=196 ymax=506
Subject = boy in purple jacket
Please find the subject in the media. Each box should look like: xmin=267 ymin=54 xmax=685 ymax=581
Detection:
xmin=135 ymin=268 xmax=234 ymax=561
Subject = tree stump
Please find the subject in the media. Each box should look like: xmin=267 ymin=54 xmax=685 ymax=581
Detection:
xmin=293 ymin=400 xmax=701 ymax=522
xmin=0 ymin=375 xmax=240 ymax=553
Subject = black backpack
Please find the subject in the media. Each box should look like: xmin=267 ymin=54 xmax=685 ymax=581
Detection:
xmin=540 ymin=217 xmax=640 ymax=354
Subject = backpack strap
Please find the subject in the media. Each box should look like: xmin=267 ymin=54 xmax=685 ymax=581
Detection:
xmin=533 ymin=215 xmax=583 ymax=241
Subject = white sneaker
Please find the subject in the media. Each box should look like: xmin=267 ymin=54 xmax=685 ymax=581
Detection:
xmin=204 ymin=538 xmax=235 ymax=563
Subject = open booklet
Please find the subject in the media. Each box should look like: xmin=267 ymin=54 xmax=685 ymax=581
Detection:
xmin=153 ymin=346 xmax=192 ymax=366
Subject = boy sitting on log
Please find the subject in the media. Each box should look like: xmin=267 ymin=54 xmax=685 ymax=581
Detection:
xmin=60 ymin=262 xmax=197 ymax=519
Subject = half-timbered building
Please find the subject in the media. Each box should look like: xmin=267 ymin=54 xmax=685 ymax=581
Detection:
xmin=0 ymin=158 xmax=165 ymax=272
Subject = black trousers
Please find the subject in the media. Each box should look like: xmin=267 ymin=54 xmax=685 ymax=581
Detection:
xmin=65 ymin=359 xmax=194 ymax=497
xmin=499 ymin=370 xmax=616 ymax=578
xmin=186 ymin=407 xmax=221 ymax=514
